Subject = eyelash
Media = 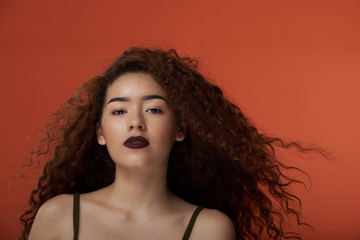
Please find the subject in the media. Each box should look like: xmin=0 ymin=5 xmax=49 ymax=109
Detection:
xmin=112 ymin=109 xmax=126 ymax=115
xmin=146 ymin=108 xmax=163 ymax=114
xmin=111 ymin=108 xmax=162 ymax=115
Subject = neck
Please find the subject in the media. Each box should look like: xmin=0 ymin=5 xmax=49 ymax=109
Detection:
xmin=104 ymin=165 xmax=174 ymax=212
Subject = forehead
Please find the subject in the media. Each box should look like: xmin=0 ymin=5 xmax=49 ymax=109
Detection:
xmin=106 ymin=73 xmax=166 ymax=99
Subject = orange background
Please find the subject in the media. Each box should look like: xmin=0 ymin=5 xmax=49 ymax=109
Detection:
xmin=1 ymin=0 xmax=359 ymax=239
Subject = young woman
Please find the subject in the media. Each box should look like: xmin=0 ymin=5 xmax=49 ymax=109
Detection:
xmin=20 ymin=47 xmax=312 ymax=240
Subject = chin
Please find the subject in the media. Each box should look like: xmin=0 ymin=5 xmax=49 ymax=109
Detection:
xmin=113 ymin=156 xmax=167 ymax=169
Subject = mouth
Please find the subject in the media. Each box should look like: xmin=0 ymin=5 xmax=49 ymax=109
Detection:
xmin=124 ymin=136 xmax=149 ymax=149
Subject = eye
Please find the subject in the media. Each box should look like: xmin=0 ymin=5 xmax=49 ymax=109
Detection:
xmin=147 ymin=108 xmax=163 ymax=114
xmin=112 ymin=109 xmax=126 ymax=115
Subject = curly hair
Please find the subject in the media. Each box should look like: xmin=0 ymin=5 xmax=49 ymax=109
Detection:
xmin=20 ymin=47 xmax=317 ymax=240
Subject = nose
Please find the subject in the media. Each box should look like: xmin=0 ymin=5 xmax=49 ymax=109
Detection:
xmin=128 ymin=111 xmax=146 ymax=131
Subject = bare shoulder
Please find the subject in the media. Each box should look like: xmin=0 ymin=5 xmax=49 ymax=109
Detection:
xmin=34 ymin=194 xmax=73 ymax=221
xmin=28 ymin=194 xmax=74 ymax=240
xmin=191 ymin=208 xmax=235 ymax=240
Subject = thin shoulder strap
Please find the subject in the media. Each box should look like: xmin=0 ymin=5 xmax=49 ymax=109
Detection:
xmin=182 ymin=206 xmax=204 ymax=240
xmin=73 ymin=193 xmax=80 ymax=240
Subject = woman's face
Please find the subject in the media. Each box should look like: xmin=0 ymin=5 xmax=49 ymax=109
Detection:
xmin=97 ymin=72 xmax=184 ymax=170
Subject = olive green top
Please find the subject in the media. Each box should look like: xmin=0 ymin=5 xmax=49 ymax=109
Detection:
xmin=73 ymin=193 xmax=204 ymax=240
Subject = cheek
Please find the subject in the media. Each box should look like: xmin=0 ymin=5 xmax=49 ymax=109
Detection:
xmin=101 ymin=118 xmax=126 ymax=143
xmin=154 ymin=119 xmax=178 ymax=142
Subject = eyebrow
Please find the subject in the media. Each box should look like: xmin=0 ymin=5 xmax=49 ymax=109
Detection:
xmin=107 ymin=95 xmax=168 ymax=104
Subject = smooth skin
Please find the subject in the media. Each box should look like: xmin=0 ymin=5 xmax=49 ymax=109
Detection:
xmin=29 ymin=73 xmax=235 ymax=240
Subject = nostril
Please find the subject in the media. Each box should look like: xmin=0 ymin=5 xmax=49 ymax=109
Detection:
xmin=129 ymin=123 xmax=144 ymax=130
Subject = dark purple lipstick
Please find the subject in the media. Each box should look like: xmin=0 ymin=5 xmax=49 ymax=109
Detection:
xmin=124 ymin=136 xmax=149 ymax=149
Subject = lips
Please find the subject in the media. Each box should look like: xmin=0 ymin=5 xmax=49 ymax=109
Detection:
xmin=124 ymin=136 xmax=149 ymax=149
